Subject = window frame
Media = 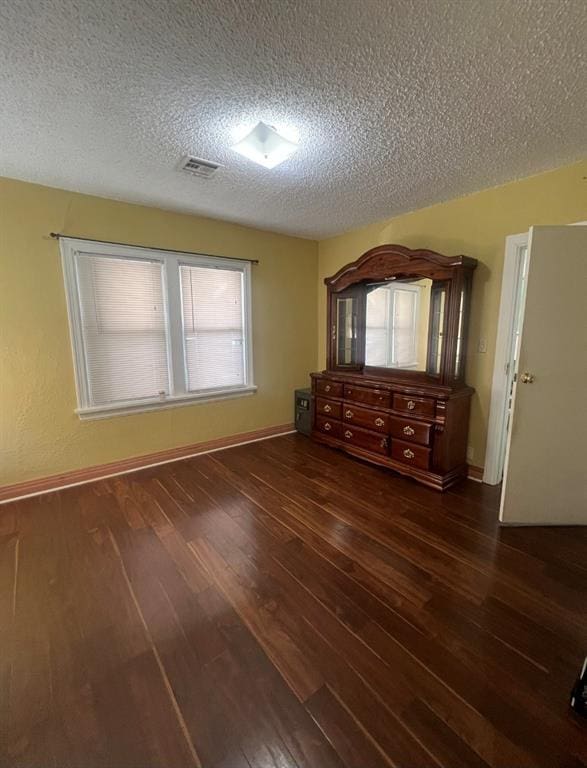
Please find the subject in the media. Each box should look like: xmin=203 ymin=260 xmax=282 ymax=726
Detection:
xmin=60 ymin=238 xmax=256 ymax=420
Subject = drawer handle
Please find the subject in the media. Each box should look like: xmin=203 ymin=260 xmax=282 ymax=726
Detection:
xmin=407 ymin=400 xmax=416 ymax=410
xmin=345 ymin=409 xmax=354 ymax=419
xmin=347 ymin=388 xmax=352 ymax=394
xmin=403 ymin=448 xmax=415 ymax=459
xmin=375 ymin=417 xmax=385 ymax=427
xmin=344 ymin=430 xmax=353 ymax=439
xmin=324 ymin=422 xmax=332 ymax=431
xmin=325 ymin=384 xmax=331 ymax=393
xmin=403 ymin=425 xmax=415 ymax=436
xmin=380 ymin=437 xmax=388 ymax=449
xmin=323 ymin=404 xmax=332 ymax=413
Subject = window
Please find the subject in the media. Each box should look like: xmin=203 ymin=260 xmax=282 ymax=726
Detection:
xmin=180 ymin=264 xmax=245 ymax=392
xmin=60 ymin=238 xmax=255 ymax=419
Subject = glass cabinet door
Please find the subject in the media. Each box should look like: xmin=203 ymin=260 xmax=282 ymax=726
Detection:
xmin=453 ymin=274 xmax=473 ymax=380
xmin=336 ymin=295 xmax=358 ymax=366
xmin=426 ymin=282 xmax=447 ymax=375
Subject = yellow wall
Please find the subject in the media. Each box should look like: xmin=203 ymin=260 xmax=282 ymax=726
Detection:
xmin=2 ymin=161 xmax=585 ymax=486
xmin=0 ymin=177 xmax=318 ymax=486
xmin=318 ymin=160 xmax=587 ymax=467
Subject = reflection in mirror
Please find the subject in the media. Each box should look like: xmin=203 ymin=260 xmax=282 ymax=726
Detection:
xmin=336 ymin=296 xmax=357 ymax=366
xmin=365 ymin=278 xmax=446 ymax=374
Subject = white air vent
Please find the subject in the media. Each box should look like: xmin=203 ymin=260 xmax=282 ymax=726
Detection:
xmin=179 ymin=156 xmax=221 ymax=178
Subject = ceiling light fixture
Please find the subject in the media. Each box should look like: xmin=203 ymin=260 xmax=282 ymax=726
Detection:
xmin=231 ymin=121 xmax=299 ymax=169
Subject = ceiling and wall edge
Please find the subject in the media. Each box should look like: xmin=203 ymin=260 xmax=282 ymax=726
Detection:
xmin=1 ymin=157 xmax=585 ymax=244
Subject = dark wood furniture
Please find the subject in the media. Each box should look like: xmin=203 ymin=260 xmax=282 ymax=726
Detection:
xmin=311 ymin=244 xmax=477 ymax=490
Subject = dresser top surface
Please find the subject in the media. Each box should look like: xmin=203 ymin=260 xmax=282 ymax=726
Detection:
xmin=311 ymin=370 xmax=473 ymax=400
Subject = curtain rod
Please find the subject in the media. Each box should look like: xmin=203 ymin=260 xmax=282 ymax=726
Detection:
xmin=48 ymin=232 xmax=259 ymax=264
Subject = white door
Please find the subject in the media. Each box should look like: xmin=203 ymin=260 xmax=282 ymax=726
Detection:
xmin=500 ymin=225 xmax=587 ymax=525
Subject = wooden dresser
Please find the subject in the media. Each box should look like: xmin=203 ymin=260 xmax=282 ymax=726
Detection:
xmin=311 ymin=244 xmax=477 ymax=490
xmin=311 ymin=371 xmax=472 ymax=490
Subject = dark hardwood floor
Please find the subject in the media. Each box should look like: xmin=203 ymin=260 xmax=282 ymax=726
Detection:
xmin=1 ymin=434 xmax=586 ymax=767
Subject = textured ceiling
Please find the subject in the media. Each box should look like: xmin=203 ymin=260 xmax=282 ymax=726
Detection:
xmin=0 ymin=0 xmax=585 ymax=239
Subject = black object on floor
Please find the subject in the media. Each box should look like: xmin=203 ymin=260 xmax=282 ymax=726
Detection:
xmin=570 ymin=657 xmax=587 ymax=717
xmin=295 ymin=387 xmax=312 ymax=436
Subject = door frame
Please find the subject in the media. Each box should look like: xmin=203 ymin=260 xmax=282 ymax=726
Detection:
xmin=483 ymin=232 xmax=528 ymax=485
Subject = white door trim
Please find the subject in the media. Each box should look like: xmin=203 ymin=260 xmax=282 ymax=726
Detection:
xmin=483 ymin=232 xmax=528 ymax=485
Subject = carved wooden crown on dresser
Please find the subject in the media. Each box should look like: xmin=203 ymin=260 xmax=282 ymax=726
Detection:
xmin=311 ymin=244 xmax=477 ymax=490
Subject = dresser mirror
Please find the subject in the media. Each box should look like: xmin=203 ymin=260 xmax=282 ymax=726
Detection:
xmin=325 ymin=244 xmax=476 ymax=386
xmin=364 ymin=277 xmax=449 ymax=375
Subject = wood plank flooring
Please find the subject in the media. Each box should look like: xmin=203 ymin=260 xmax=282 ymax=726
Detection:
xmin=1 ymin=434 xmax=586 ymax=767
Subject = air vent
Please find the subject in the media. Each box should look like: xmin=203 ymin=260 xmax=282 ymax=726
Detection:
xmin=179 ymin=156 xmax=221 ymax=178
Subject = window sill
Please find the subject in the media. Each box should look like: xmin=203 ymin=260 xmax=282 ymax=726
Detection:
xmin=76 ymin=386 xmax=258 ymax=421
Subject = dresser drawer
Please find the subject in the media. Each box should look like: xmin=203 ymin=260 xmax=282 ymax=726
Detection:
xmin=315 ymin=379 xmax=343 ymax=398
xmin=391 ymin=438 xmax=430 ymax=470
xmin=316 ymin=397 xmax=342 ymax=419
xmin=315 ymin=415 xmax=341 ymax=438
xmin=393 ymin=394 xmax=435 ymax=418
xmin=344 ymin=384 xmax=391 ymax=408
xmin=343 ymin=403 xmax=389 ymax=433
xmin=342 ymin=424 xmax=389 ymax=455
xmin=389 ymin=416 xmax=432 ymax=446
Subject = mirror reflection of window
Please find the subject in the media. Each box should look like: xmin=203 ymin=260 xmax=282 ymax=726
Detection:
xmin=365 ymin=279 xmax=432 ymax=370
xmin=364 ymin=286 xmax=390 ymax=367
xmin=393 ymin=287 xmax=420 ymax=366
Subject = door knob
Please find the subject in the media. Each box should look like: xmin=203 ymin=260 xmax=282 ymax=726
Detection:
xmin=520 ymin=372 xmax=535 ymax=384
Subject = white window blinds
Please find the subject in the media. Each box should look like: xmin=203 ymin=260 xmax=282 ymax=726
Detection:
xmin=180 ymin=265 xmax=245 ymax=392
xmin=76 ymin=254 xmax=169 ymax=406
xmin=61 ymin=239 xmax=255 ymax=418
xmin=365 ymin=287 xmax=390 ymax=367
xmin=392 ymin=288 xmax=418 ymax=366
